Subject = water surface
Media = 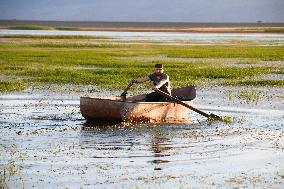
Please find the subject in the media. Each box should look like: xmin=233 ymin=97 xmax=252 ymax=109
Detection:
xmin=1 ymin=29 xmax=284 ymax=43
xmin=1 ymin=86 xmax=283 ymax=188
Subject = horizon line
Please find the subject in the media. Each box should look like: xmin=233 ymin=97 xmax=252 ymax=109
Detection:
xmin=1 ymin=19 xmax=283 ymax=24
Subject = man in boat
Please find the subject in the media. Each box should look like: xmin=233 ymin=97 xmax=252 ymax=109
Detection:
xmin=132 ymin=64 xmax=171 ymax=102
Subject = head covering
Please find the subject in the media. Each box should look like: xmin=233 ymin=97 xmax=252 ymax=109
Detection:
xmin=154 ymin=64 xmax=163 ymax=68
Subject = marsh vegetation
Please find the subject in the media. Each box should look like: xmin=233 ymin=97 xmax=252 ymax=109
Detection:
xmin=0 ymin=35 xmax=283 ymax=93
xmin=0 ymin=33 xmax=283 ymax=188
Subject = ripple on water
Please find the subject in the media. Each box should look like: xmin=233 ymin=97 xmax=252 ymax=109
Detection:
xmin=0 ymin=87 xmax=284 ymax=188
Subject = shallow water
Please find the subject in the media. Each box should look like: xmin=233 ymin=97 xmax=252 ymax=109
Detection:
xmin=1 ymin=29 xmax=284 ymax=43
xmin=0 ymin=86 xmax=283 ymax=188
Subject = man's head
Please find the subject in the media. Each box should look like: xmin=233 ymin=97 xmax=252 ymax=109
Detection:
xmin=154 ymin=64 xmax=164 ymax=75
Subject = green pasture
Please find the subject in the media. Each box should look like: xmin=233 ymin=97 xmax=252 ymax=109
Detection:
xmin=0 ymin=36 xmax=283 ymax=92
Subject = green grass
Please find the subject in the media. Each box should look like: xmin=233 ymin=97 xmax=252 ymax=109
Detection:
xmin=54 ymin=26 xmax=97 ymax=31
xmin=0 ymin=175 xmax=7 ymax=189
xmin=226 ymin=88 xmax=264 ymax=104
xmin=0 ymin=81 xmax=26 ymax=92
xmin=238 ymin=88 xmax=262 ymax=104
xmin=264 ymin=28 xmax=284 ymax=34
xmin=225 ymin=80 xmax=284 ymax=86
xmin=0 ymin=37 xmax=283 ymax=92
xmin=6 ymin=25 xmax=98 ymax=31
xmin=8 ymin=25 xmax=54 ymax=30
xmin=157 ymin=45 xmax=284 ymax=60
xmin=55 ymin=26 xmax=85 ymax=31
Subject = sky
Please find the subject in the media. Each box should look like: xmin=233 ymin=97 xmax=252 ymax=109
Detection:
xmin=0 ymin=0 xmax=283 ymax=22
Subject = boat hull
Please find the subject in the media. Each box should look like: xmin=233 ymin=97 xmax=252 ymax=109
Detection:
xmin=80 ymin=96 xmax=193 ymax=123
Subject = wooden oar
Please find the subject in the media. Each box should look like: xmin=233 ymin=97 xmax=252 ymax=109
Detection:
xmin=121 ymin=80 xmax=135 ymax=101
xmin=154 ymin=89 xmax=223 ymax=121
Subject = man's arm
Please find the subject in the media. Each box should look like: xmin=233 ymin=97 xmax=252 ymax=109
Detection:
xmin=152 ymin=75 xmax=169 ymax=90
xmin=134 ymin=76 xmax=150 ymax=83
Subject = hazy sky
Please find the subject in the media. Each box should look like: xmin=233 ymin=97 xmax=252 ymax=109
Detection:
xmin=0 ymin=0 xmax=283 ymax=22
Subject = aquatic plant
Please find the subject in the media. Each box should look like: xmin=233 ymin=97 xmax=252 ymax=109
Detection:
xmin=226 ymin=80 xmax=284 ymax=86
xmin=0 ymin=165 xmax=9 ymax=189
xmin=0 ymin=81 xmax=26 ymax=92
xmin=238 ymin=88 xmax=262 ymax=104
xmin=277 ymin=172 xmax=284 ymax=179
xmin=226 ymin=88 xmax=263 ymax=104
xmin=222 ymin=116 xmax=232 ymax=123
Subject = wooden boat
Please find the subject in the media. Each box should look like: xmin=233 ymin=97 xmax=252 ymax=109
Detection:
xmin=80 ymin=86 xmax=196 ymax=123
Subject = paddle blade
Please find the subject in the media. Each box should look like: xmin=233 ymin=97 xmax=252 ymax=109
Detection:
xmin=171 ymin=86 xmax=196 ymax=101
xmin=208 ymin=113 xmax=223 ymax=121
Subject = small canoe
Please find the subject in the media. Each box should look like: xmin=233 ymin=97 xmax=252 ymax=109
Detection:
xmin=80 ymin=86 xmax=196 ymax=123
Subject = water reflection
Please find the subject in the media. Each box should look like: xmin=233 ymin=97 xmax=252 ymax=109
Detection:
xmin=150 ymin=130 xmax=172 ymax=171
xmin=80 ymin=121 xmax=174 ymax=170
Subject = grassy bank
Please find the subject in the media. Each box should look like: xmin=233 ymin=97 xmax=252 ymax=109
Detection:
xmin=0 ymin=36 xmax=283 ymax=92
xmin=6 ymin=25 xmax=98 ymax=31
xmin=264 ymin=28 xmax=284 ymax=34
xmin=8 ymin=25 xmax=54 ymax=30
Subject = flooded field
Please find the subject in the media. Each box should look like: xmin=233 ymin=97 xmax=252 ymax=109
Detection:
xmin=0 ymin=30 xmax=283 ymax=188
xmin=1 ymin=29 xmax=284 ymax=44
xmin=1 ymin=86 xmax=284 ymax=188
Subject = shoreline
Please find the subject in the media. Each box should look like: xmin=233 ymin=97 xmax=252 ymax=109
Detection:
xmin=0 ymin=20 xmax=284 ymax=33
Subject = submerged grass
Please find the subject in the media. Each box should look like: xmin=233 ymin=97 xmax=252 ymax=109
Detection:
xmin=225 ymin=80 xmax=284 ymax=86
xmin=30 ymin=42 xmax=124 ymax=48
xmin=0 ymin=81 xmax=26 ymax=92
xmin=226 ymin=88 xmax=264 ymax=104
xmin=0 ymin=36 xmax=283 ymax=92
xmin=0 ymin=175 xmax=7 ymax=189
xmin=238 ymin=88 xmax=262 ymax=104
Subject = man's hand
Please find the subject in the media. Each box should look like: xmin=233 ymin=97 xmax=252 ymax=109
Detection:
xmin=152 ymin=86 xmax=158 ymax=91
xmin=130 ymin=79 xmax=137 ymax=84
xmin=121 ymin=91 xmax=127 ymax=96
